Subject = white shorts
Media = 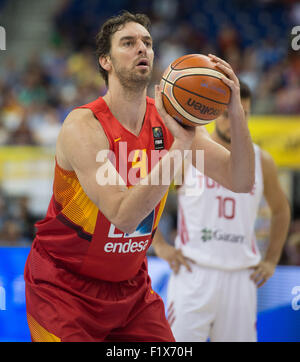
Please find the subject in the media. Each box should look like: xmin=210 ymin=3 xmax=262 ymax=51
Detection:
xmin=167 ymin=263 xmax=257 ymax=342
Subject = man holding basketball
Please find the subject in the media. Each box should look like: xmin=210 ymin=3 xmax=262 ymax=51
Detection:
xmin=24 ymin=11 xmax=254 ymax=342
xmin=153 ymin=82 xmax=291 ymax=342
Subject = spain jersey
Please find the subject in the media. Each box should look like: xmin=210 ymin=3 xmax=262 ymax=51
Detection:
xmin=29 ymin=97 xmax=174 ymax=282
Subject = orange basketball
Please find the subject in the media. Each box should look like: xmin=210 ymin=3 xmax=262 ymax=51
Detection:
xmin=160 ymin=54 xmax=231 ymax=127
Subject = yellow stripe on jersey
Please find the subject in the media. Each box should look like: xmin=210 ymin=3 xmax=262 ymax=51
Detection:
xmin=27 ymin=313 xmax=61 ymax=342
xmin=153 ymin=190 xmax=169 ymax=230
xmin=54 ymin=164 xmax=98 ymax=235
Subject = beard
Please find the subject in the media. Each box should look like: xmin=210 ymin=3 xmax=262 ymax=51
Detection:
xmin=111 ymin=57 xmax=153 ymax=91
xmin=216 ymin=124 xmax=231 ymax=144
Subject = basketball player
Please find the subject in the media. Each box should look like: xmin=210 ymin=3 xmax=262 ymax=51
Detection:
xmin=153 ymin=82 xmax=291 ymax=342
xmin=24 ymin=11 xmax=255 ymax=342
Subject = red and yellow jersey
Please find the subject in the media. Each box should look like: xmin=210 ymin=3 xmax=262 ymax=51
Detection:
xmin=32 ymin=97 xmax=174 ymax=282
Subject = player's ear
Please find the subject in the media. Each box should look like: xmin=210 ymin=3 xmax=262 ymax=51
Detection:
xmin=99 ymin=55 xmax=112 ymax=72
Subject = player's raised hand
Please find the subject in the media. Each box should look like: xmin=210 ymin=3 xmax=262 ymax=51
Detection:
xmin=208 ymin=54 xmax=244 ymax=120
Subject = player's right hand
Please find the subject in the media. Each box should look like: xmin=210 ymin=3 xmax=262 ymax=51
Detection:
xmin=155 ymin=241 xmax=194 ymax=274
xmin=154 ymin=85 xmax=195 ymax=147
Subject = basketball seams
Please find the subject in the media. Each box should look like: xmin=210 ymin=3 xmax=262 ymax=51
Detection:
xmin=163 ymin=67 xmax=231 ymax=99
xmin=162 ymin=92 xmax=210 ymax=126
xmin=167 ymin=67 xmax=225 ymax=81
xmin=161 ymin=82 xmax=211 ymax=125
xmin=162 ymin=77 xmax=229 ymax=106
xmin=162 ymin=65 xmax=174 ymax=91
xmin=170 ymin=54 xmax=199 ymax=70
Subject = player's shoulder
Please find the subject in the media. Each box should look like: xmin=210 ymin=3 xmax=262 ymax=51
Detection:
xmin=259 ymin=147 xmax=275 ymax=165
xmin=59 ymin=107 xmax=108 ymax=151
xmin=259 ymin=148 xmax=278 ymax=180
xmin=63 ymin=108 xmax=104 ymax=134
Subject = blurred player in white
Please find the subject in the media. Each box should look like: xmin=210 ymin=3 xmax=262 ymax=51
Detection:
xmin=153 ymin=82 xmax=291 ymax=342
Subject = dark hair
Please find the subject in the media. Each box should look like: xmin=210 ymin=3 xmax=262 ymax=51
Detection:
xmin=239 ymin=80 xmax=252 ymax=100
xmin=95 ymin=11 xmax=151 ymax=86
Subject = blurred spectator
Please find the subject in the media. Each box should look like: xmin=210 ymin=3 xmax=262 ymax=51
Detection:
xmin=8 ymin=115 xmax=36 ymax=146
xmin=0 ymin=192 xmax=37 ymax=246
xmin=0 ymin=122 xmax=9 ymax=145
xmin=286 ymin=231 xmax=300 ymax=266
xmin=1 ymin=89 xmax=25 ymax=134
xmin=217 ymin=23 xmax=241 ymax=58
xmin=0 ymin=220 xmax=23 ymax=246
xmin=32 ymin=106 xmax=61 ymax=147
xmin=0 ymin=192 xmax=6 ymax=230
xmin=15 ymin=196 xmax=37 ymax=241
xmin=284 ymin=219 xmax=300 ymax=266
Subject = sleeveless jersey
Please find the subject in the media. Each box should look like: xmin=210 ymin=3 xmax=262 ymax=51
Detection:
xmin=32 ymin=97 xmax=174 ymax=282
xmin=175 ymin=144 xmax=263 ymax=270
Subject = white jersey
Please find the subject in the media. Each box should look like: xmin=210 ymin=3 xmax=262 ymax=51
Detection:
xmin=175 ymin=144 xmax=263 ymax=270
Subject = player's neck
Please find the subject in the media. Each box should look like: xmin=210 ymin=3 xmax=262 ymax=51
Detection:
xmin=103 ymin=83 xmax=147 ymax=136
xmin=211 ymin=130 xmax=231 ymax=151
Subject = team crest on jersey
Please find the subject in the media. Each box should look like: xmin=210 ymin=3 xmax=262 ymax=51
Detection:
xmin=152 ymin=127 xmax=164 ymax=150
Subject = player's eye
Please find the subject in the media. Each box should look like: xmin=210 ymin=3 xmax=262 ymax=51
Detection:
xmin=123 ymin=40 xmax=133 ymax=47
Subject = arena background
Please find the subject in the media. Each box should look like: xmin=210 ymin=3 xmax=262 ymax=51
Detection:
xmin=0 ymin=0 xmax=300 ymax=342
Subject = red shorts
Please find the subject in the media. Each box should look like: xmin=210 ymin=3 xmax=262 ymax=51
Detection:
xmin=24 ymin=243 xmax=174 ymax=342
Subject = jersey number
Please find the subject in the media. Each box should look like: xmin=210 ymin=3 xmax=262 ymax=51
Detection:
xmin=216 ymin=196 xmax=236 ymax=219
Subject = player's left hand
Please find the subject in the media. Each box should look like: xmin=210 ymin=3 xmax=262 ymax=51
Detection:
xmin=249 ymin=260 xmax=276 ymax=288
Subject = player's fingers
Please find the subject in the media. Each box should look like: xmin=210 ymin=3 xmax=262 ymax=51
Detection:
xmin=220 ymin=75 xmax=235 ymax=90
xmin=257 ymin=277 xmax=267 ymax=288
xmin=176 ymin=250 xmax=194 ymax=272
xmin=216 ymin=63 xmax=239 ymax=85
xmin=250 ymin=267 xmax=261 ymax=281
xmin=186 ymin=257 xmax=196 ymax=264
xmin=172 ymin=260 xmax=180 ymax=274
xmin=208 ymin=54 xmax=231 ymax=69
xmin=253 ymin=269 xmax=267 ymax=284
xmin=178 ymin=254 xmax=192 ymax=272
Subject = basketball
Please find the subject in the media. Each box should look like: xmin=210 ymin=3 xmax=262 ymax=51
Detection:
xmin=160 ymin=54 xmax=231 ymax=127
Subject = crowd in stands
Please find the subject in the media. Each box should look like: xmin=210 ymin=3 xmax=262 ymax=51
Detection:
xmin=0 ymin=0 xmax=299 ymax=263
xmin=0 ymin=0 xmax=299 ymax=148
xmin=0 ymin=190 xmax=37 ymax=246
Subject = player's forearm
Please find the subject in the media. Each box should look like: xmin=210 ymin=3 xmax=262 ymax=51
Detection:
xmin=229 ymin=113 xmax=255 ymax=192
xmin=264 ymin=204 xmax=291 ymax=265
xmin=114 ymin=140 xmax=187 ymax=234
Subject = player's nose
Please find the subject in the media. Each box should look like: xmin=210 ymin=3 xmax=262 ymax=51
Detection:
xmin=137 ymin=39 xmax=147 ymax=54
